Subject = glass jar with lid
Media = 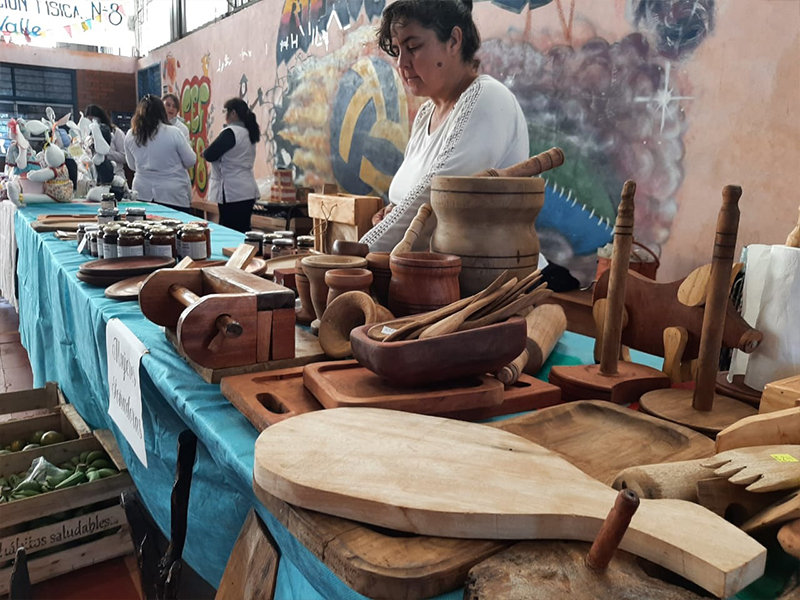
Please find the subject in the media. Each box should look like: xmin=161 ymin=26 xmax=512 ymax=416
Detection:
xmin=97 ymin=207 xmax=119 ymax=225
xmin=88 ymin=231 xmax=99 ymax=257
xmin=126 ymin=207 xmax=147 ymax=222
xmin=296 ymin=235 xmax=315 ymax=252
xmin=100 ymin=193 xmax=117 ymax=211
xmin=117 ymin=227 xmax=145 ymax=257
xmin=76 ymin=222 xmax=94 ymax=249
xmin=147 ymin=227 xmax=176 ymax=257
xmin=271 ymin=238 xmax=294 ymax=259
xmin=101 ymin=225 xmax=121 ymax=259
xmin=244 ymin=231 xmax=264 ymax=256
xmin=187 ymin=221 xmax=212 ymax=257
xmin=179 ymin=226 xmax=208 ymax=260
xmin=274 ymin=230 xmax=295 ymax=245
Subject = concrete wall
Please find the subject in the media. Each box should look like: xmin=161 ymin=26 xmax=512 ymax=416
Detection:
xmin=89 ymin=1 xmax=800 ymax=282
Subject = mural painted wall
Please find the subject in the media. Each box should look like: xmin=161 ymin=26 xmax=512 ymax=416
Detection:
xmin=138 ymin=0 xmax=800 ymax=284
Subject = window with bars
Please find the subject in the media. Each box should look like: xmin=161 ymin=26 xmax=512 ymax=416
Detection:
xmin=0 ymin=64 xmax=77 ymax=157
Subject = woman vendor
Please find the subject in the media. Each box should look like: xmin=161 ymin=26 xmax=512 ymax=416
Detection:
xmin=360 ymin=0 xmax=529 ymax=252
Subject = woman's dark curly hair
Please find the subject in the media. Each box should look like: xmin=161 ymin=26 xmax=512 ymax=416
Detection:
xmin=377 ymin=0 xmax=481 ymax=67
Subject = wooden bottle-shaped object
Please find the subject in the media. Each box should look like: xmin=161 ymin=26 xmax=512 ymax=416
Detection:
xmin=547 ymin=181 xmax=670 ymax=403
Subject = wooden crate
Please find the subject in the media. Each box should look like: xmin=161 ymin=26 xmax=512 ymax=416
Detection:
xmin=307 ymin=191 xmax=382 ymax=253
xmin=0 ymin=403 xmax=92 ymax=458
xmin=0 ymin=382 xmax=74 ymax=425
xmin=0 ymin=430 xmax=135 ymax=593
xmin=760 ymin=374 xmax=800 ymax=414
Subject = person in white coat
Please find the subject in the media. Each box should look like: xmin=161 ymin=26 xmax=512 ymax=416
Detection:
xmin=124 ymin=95 xmax=196 ymax=210
xmin=85 ymin=104 xmax=127 ymax=181
xmin=162 ymin=93 xmax=191 ymax=142
xmin=203 ymin=98 xmax=261 ymax=232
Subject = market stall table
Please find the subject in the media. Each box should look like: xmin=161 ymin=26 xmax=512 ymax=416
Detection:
xmin=9 ymin=201 xmax=787 ymax=599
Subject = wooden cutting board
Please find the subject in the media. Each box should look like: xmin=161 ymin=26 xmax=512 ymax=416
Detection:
xmin=80 ymin=256 xmax=176 ymax=277
xmin=496 ymin=401 xmax=716 ymax=485
xmin=221 ymin=366 xmax=323 ymax=430
xmin=254 ymin=409 xmax=766 ymax=598
xmin=303 ymin=361 xmax=504 ymax=415
xmin=439 ymin=375 xmax=562 ymax=421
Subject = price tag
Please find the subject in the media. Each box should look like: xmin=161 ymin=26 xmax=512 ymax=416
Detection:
xmin=771 ymin=454 xmax=799 ymax=463
xmin=381 ymin=326 xmax=397 ymax=335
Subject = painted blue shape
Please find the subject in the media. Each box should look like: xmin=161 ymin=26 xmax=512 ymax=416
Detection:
xmin=537 ymin=184 xmax=614 ymax=256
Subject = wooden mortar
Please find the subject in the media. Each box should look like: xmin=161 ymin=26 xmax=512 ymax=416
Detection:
xmin=388 ymin=252 xmax=461 ymax=317
xmin=301 ymin=255 xmax=368 ymax=320
xmin=325 ymin=268 xmax=373 ymax=305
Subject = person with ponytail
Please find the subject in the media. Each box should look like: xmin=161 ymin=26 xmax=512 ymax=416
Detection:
xmin=124 ymin=95 xmax=197 ymax=210
xmin=203 ymin=98 xmax=261 ymax=232
xmin=360 ymin=0 xmax=530 ymax=253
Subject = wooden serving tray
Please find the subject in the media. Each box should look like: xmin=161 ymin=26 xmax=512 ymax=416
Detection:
xmin=165 ymin=325 xmax=327 ymax=384
xmin=252 ymin=401 xmax=718 ymax=599
xmin=303 ymin=360 xmax=504 ymax=414
xmin=221 ymin=366 xmax=322 ymax=430
xmin=439 ymin=375 xmax=562 ymax=421
xmin=80 ymin=256 xmax=176 ymax=277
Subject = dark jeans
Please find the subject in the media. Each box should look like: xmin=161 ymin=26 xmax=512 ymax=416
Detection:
xmin=219 ymin=199 xmax=256 ymax=233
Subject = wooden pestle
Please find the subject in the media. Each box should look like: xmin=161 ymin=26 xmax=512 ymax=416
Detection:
xmin=391 ymin=203 xmax=433 ymax=256
xmin=168 ymin=284 xmax=243 ymax=340
xmin=786 ymin=206 xmax=800 ymax=247
xmin=612 ymin=459 xmax=715 ymax=502
xmin=585 ymin=489 xmax=640 ymax=572
xmin=599 ymin=180 xmax=636 ymax=376
xmin=496 ymin=304 xmax=567 ymax=384
xmin=475 ymin=147 xmax=565 ymax=178
xmin=693 ymin=186 xmax=742 ymax=411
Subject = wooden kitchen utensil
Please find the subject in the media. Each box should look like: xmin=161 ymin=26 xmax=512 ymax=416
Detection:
xmin=549 ymin=181 xmax=670 ymax=404
xmin=761 ymin=375 xmax=800 ymax=414
xmin=220 ymin=366 xmax=323 ymax=430
xmin=303 ymin=360 xmax=504 ymax=414
xmin=324 ymin=268 xmax=373 ymax=305
xmin=742 ymin=490 xmax=800 ymax=533
xmin=80 ymin=256 xmax=176 ymax=277
xmin=318 ymin=291 xmax=385 ymax=359
xmin=695 ymin=477 xmax=785 ymax=525
xmin=640 ymin=186 xmax=758 ymax=433
xmin=391 ymin=203 xmax=433 ymax=256
xmin=439 ymin=375 xmax=562 ymax=421
xmin=613 ymin=459 xmax=717 ymax=502
xmin=388 ymin=251 xmax=461 ymax=317
xmin=702 ymin=445 xmax=800 ymax=493
xmin=351 ymin=317 xmax=526 ymax=387
xmin=716 ymin=407 xmax=800 ymax=452
xmin=331 ymin=240 xmax=369 ymax=258
xmin=496 ymin=303 xmax=567 ymax=383
xmin=715 ymin=372 xmax=762 ymax=406
xmin=474 ymin=147 xmax=565 ymax=179
xmin=253 ymin=408 xmax=766 ymax=598
xmin=366 ymin=251 xmax=391 ymax=307
xmin=502 ymin=401 xmax=715 ymax=486
xmin=301 ymin=255 xmax=368 ymax=319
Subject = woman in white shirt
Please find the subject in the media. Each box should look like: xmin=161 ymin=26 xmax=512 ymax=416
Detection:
xmin=85 ymin=104 xmax=127 ymax=182
xmin=202 ymin=98 xmax=261 ymax=232
xmin=162 ymin=93 xmax=191 ymax=142
xmin=360 ymin=0 xmax=529 ymax=252
xmin=124 ymin=95 xmax=197 ymax=210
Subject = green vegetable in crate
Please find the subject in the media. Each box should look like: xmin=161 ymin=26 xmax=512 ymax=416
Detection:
xmin=10 ymin=489 xmax=41 ymax=500
xmin=40 ymin=431 xmax=65 ymax=446
xmin=14 ymin=480 xmax=42 ymax=494
xmin=54 ymin=471 xmax=87 ymax=489
xmin=87 ymin=471 xmax=102 ymax=482
xmin=85 ymin=451 xmax=108 ymax=464
xmin=89 ymin=459 xmax=114 ymax=469
xmin=22 ymin=443 xmax=41 ymax=451
xmin=59 ymin=462 xmax=74 ymax=471
xmin=29 ymin=430 xmax=45 ymax=444
xmin=0 ymin=449 xmax=10 ymax=455
xmin=9 ymin=439 xmax=26 ymax=452
xmin=79 ymin=451 xmax=90 ymax=463
xmin=96 ymin=468 xmax=118 ymax=478
xmin=71 ymin=456 xmax=80 ymax=466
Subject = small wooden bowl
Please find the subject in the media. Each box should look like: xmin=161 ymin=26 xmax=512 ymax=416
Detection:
xmin=332 ymin=240 xmax=370 ymax=258
xmin=325 ymin=268 xmax=373 ymax=305
xmin=351 ymin=317 xmax=526 ymax=387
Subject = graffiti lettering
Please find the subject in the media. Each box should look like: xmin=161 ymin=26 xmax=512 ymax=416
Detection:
xmin=180 ymin=75 xmax=212 ymax=197
xmin=216 ymin=53 xmax=232 ymax=73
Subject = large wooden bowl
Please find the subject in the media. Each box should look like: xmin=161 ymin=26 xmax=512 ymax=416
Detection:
xmin=350 ymin=317 xmax=527 ymax=387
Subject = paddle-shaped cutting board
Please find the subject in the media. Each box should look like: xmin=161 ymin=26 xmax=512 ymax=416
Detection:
xmin=253 ymin=408 xmax=765 ymax=598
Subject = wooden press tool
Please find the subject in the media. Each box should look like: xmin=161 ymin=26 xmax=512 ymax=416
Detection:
xmin=139 ymin=266 xmax=296 ymax=369
xmin=639 ymin=186 xmax=758 ymax=434
xmin=548 ymin=181 xmax=670 ymax=403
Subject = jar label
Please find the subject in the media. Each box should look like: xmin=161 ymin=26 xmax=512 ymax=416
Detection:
xmin=118 ymin=245 xmax=144 ymax=257
xmin=98 ymin=216 xmax=114 ymax=225
xmin=148 ymin=244 xmax=173 ymax=258
xmin=103 ymin=243 xmax=118 ymax=259
xmin=127 ymin=215 xmax=144 ymax=222
xmin=185 ymin=240 xmax=207 ymax=260
xmin=177 ymin=240 xmax=187 ymax=258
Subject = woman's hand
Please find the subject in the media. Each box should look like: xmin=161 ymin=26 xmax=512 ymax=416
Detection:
xmin=372 ymin=204 xmax=394 ymax=226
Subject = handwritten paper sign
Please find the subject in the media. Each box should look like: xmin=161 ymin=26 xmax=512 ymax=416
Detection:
xmin=106 ymin=318 xmax=148 ymax=467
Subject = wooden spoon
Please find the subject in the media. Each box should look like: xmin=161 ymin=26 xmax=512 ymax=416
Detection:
xmin=419 ymin=279 xmax=518 ymax=339
xmin=463 ymin=286 xmax=552 ymax=331
xmin=472 ymin=270 xmax=542 ymax=320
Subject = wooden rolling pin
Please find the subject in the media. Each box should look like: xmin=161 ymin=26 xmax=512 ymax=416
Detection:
xmin=476 ymin=147 xmax=565 ymax=178
xmin=391 ymin=203 xmax=433 ymax=256
xmin=786 ymin=206 xmax=800 ymax=247
xmin=693 ymin=185 xmax=742 ymax=411
xmin=612 ymin=459 xmax=715 ymax=502
xmin=496 ymin=304 xmax=567 ymax=384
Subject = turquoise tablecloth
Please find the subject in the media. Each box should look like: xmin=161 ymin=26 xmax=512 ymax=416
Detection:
xmin=11 ymin=202 xmax=791 ymax=600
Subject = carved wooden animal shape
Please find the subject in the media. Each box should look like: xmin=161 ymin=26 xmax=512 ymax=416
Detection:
xmin=594 ymin=270 xmax=761 ymax=360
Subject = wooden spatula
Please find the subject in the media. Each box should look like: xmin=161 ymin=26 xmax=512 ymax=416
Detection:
xmin=462 ymin=286 xmax=551 ymax=331
xmin=702 ymin=445 xmax=800 ymax=493
xmin=253 ymin=408 xmax=766 ymax=598
xmin=419 ymin=279 xmax=517 ymax=339
xmin=472 ymin=270 xmax=542 ymax=320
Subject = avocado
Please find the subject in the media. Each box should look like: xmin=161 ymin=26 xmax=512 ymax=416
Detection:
xmin=29 ymin=430 xmax=45 ymax=444
xmin=40 ymin=431 xmax=66 ymax=446
xmin=9 ymin=439 xmax=26 ymax=452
